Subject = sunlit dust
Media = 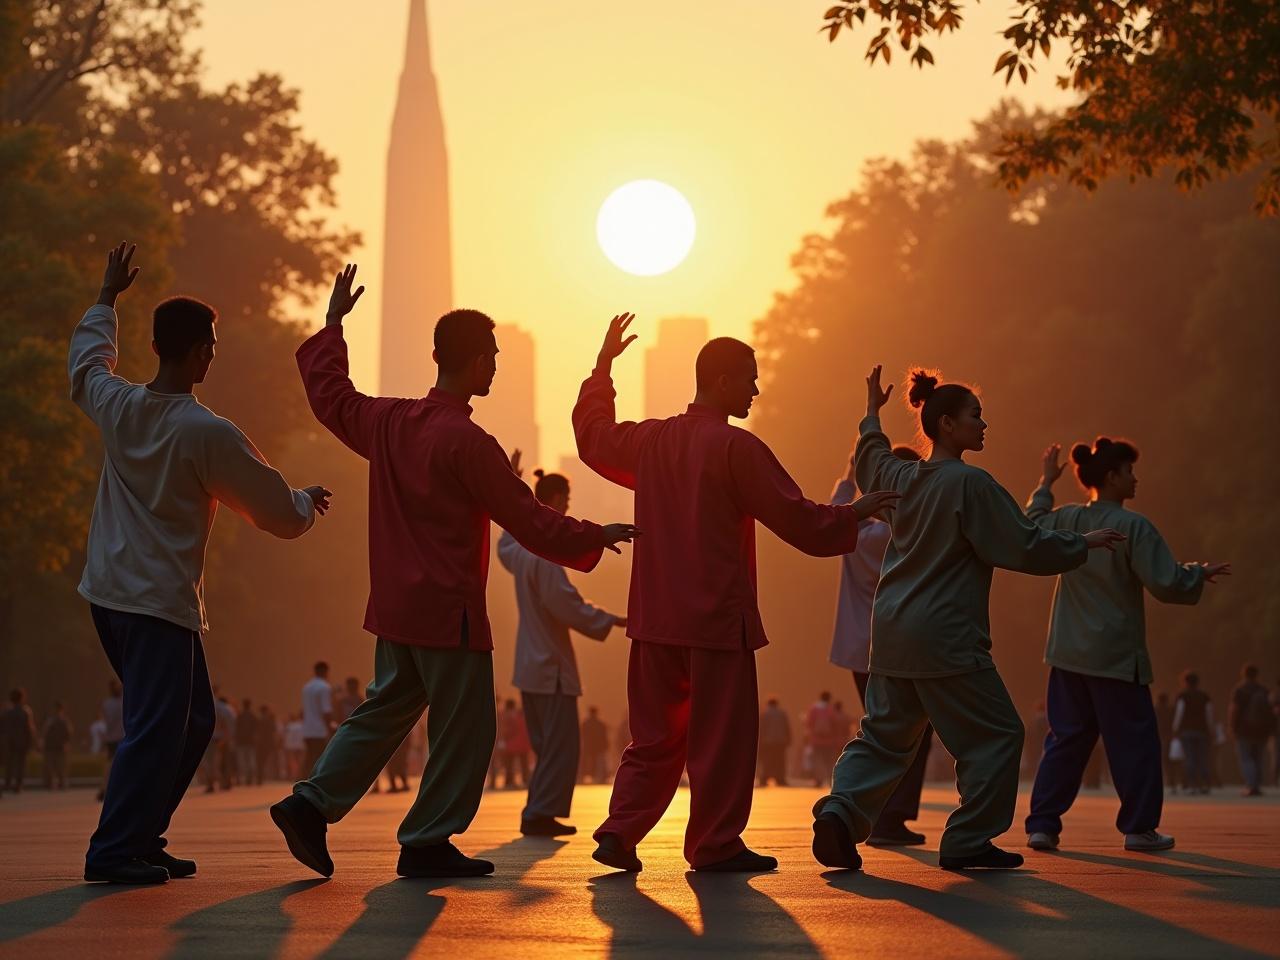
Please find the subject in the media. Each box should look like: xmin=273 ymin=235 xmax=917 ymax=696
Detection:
xmin=596 ymin=180 xmax=696 ymax=276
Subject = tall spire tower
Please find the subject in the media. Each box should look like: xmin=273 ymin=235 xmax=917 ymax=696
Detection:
xmin=380 ymin=0 xmax=453 ymax=396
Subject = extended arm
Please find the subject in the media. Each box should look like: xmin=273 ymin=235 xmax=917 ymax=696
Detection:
xmin=1025 ymin=444 xmax=1067 ymax=528
xmin=1129 ymin=518 xmax=1208 ymax=605
xmin=200 ymin=421 xmax=317 ymax=539
xmin=69 ymin=243 xmax=141 ymax=421
xmin=572 ymin=313 xmax=657 ymax=490
xmin=537 ymin=561 xmax=619 ymax=640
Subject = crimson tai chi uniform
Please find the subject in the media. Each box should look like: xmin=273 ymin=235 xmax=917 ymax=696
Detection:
xmin=293 ymin=326 xmax=606 ymax=848
xmin=574 ymin=368 xmax=861 ymax=866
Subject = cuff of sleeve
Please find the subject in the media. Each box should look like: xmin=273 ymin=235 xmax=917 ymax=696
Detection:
xmin=292 ymin=488 xmax=317 ymax=534
xmin=85 ymin=303 xmax=117 ymax=319
xmin=858 ymin=415 xmax=882 ymax=435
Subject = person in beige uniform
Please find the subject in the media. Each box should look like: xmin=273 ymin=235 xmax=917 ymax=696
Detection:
xmin=71 ymin=243 xmax=330 ymax=884
xmin=812 ymin=366 xmax=1124 ymax=872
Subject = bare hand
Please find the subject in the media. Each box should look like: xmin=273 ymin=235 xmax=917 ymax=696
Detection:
xmin=98 ymin=242 xmax=139 ymax=306
xmin=509 ymin=448 xmax=523 ymax=478
xmin=1083 ymin=528 xmax=1125 ymax=552
xmin=325 ymin=263 xmax=365 ymax=326
xmin=1201 ymin=562 xmax=1232 ymax=583
xmin=613 ymin=616 xmax=627 ymax=629
xmin=851 ymin=489 xmax=902 ymax=520
xmin=601 ymin=522 xmax=640 ymax=554
xmin=304 ymin=485 xmax=333 ymax=516
xmin=866 ymin=365 xmax=893 ymax=416
xmin=1041 ymin=443 xmax=1065 ymax=486
xmin=598 ymin=312 xmax=637 ymax=366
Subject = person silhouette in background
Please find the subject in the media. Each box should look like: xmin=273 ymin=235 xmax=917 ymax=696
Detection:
xmin=2 ymin=689 xmax=38 ymax=794
xmin=1173 ymin=671 xmax=1214 ymax=793
xmin=1023 ymin=438 xmax=1229 ymax=853
xmin=42 ymin=702 xmax=73 ymax=790
xmin=272 ymin=265 xmax=636 ymax=880
xmin=580 ymin=707 xmax=610 ymax=784
xmin=813 ymin=367 xmax=1124 ymax=873
xmin=805 ymin=692 xmax=839 ymax=788
xmin=71 ymin=244 xmax=328 ymax=885
xmin=575 ymin=313 xmax=899 ymax=874
xmin=1229 ymin=664 xmax=1272 ymax=797
xmin=497 ymin=459 xmax=626 ymax=837
xmin=829 ymin=443 xmax=934 ymax=846
xmin=758 ymin=698 xmax=792 ymax=787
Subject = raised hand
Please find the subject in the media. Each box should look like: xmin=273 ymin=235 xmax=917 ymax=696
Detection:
xmin=600 ymin=522 xmax=640 ymax=554
xmin=597 ymin=312 xmax=637 ymax=369
xmin=1083 ymin=528 xmax=1126 ymax=552
xmin=325 ymin=263 xmax=366 ymax=326
xmin=866 ymin=365 xmax=894 ymax=417
xmin=304 ymin=485 xmax=333 ymax=517
xmin=97 ymin=242 xmax=139 ymax=307
xmin=851 ymin=489 xmax=902 ymax=520
xmin=1041 ymin=443 xmax=1066 ymax=487
xmin=509 ymin=448 xmax=523 ymax=478
xmin=1201 ymin=561 xmax=1232 ymax=583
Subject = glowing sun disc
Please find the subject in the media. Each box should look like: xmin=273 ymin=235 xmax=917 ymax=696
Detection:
xmin=597 ymin=180 xmax=696 ymax=276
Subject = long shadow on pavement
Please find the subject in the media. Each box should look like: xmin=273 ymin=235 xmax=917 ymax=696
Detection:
xmin=1049 ymin=848 xmax=1280 ymax=910
xmin=164 ymin=878 xmax=327 ymax=959
xmin=316 ymin=835 xmax=568 ymax=960
xmin=822 ymin=846 xmax=1270 ymax=960
xmin=0 ymin=883 xmax=135 ymax=943
xmin=590 ymin=871 xmax=821 ymax=958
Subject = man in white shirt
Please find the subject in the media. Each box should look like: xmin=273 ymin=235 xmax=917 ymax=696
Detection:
xmin=301 ymin=661 xmax=335 ymax=774
xmin=497 ymin=463 xmax=625 ymax=837
xmin=71 ymin=243 xmax=330 ymax=885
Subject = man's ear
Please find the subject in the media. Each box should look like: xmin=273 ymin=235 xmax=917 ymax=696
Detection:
xmin=151 ymin=340 xmax=160 ymax=357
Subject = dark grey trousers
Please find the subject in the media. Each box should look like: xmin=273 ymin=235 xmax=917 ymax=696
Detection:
xmin=521 ymin=690 xmax=580 ymax=821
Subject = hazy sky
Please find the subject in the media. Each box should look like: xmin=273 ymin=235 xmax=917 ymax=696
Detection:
xmin=197 ymin=1 xmax=1069 ymax=462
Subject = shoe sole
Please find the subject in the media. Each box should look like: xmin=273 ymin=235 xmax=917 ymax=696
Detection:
xmin=693 ymin=858 xmax=779 ymax=873
xmin=939 ymin=856 xmax=1025 ymax=871
xmin=1027 ymin=840 xmax=1059 ymax=851
xmin=592 ymin=848 xmax=642 ymax=873
xmin=397 ymin=865 xmax=494 ymax=878
xmin=867 ymin=836 xmax=926 ymax=847
xmin=1125 ymin=841 xmax=1175 ymax=852
xmin=83 ymin=870 xmax=169 ymax=885
xmin=270 ymin=803 xmax=334 ymax=878
xmin=812 ymin=816 xmax=861 ymax=870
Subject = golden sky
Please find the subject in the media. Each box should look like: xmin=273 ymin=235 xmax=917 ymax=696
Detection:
xmin=197 ymin=1 xmax=1070 ymax=463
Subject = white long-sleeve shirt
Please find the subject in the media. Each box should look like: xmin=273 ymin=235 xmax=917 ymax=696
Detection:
xmin=69 ymin=304 xmax=314 ymax=632
xmin=827 ymin=478 xmax=892 ymax=673
xmin=497 ymin=530 xmax=618 ymax=696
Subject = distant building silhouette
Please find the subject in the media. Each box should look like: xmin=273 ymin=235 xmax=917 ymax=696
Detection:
xmin=474 ymin=323 xmax=540 ymax=467
xmin=644 ymin=316 xmax=709 ymax=419
xmin=380 ymin=0 xmax=452 ymax=397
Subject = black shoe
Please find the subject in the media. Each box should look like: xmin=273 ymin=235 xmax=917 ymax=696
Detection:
xmin=939 ymin=845 xmax=1024 ymax=871
xmin=811 ymin=812 xmax=862 ymax=870
xmin=520 ymin=817 xmax=577 ymax=837
xmin=84 ymin=858 xmax=169 ymax=885
xmin=397 ymin=842 xmax=494 ymax=878
xmin=868 ymin=822 xmax=926 ymax=847
xmin=592 ymin=833 xmax=642 ymax=872
xmin=270 ymin=793 xmax=334 ymax=878
xmin=142 ymin=850 xmax=197 ymax=878
xmin=694 ymin=848 xmax=778 ymax=873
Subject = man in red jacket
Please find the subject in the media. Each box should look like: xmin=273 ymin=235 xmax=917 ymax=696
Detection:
xmin=271 ymin=266 xmax=636 ymax=879
xmin=574 ymin=313 xmax=899 ymax=872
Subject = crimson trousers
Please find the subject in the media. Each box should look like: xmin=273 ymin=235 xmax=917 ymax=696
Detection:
xmin=594 ymin=640 xmax=759 ymax=867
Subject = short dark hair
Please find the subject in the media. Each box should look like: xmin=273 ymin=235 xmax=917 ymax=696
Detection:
xmin=314 ymin=661 xmax=329 ymax=676
xmin=9 ymin=688 xmax=23 ymax=704
xmin=695 ymin=337 xmax=754 ymax=390
xmin=434 ymin=309 xmax=496 ymax=373
xmin=1243 ymin=663 xmax=1258 ymax=680
xmin=153 ymin=296 xmax=216 ymax=361
xmin=1071 ymin=437 xmax=1139 ymax=491
xmin=906 ymin=368 xmax=977 ymax=442
xmin=532 ymin=469 xmax=569 ymax=503
xmin=1182 ymin=670 xmax=1199 ymax=687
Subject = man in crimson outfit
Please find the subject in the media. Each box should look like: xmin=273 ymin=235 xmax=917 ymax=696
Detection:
xmin=574 ymin=313 xmax=900 ymax=872
xmin=270 ymin=266 xmax=637 ymax=879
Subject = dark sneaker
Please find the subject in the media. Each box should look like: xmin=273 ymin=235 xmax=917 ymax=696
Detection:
xmin=939 ymin=845 xmax=1024 ymax=870
xmin=270 ymin=793 xmax=334 ymax=878
xmin=520 ymin=817 xmax=577 ymax=837
xmin=1027 ymin=831 xmax=1059 ymax=851
xmin=1123 ymin=830 xmax=1175 ymax=852
xmin=142 ymin=851 xmax=197 ymax=878
xmin=84 ymin=858 xmax=169 ymax=885
xmin=693 ymin=848 xmax=778 ymax=873
xmin=397 ymin=842 xmax=494 ymax=878
xmin=811 ymin=811 xmax=862 ymax=870
xmin=868 ymin=822 xmax=927 ymax=846
xmin=592 ymin=833 xmax=642 ymax=872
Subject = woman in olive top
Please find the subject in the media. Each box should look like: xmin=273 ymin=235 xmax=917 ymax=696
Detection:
xmin=812 ymin=367 xmax=1125 ymax=873
xmin=1023 ymin=439 xmax=1230 ymax=852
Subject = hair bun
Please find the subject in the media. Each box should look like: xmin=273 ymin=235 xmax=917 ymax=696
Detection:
xmin=906 ymin=369 xmax=939 ymax=409
xmin=1094 ymin=436 xmax=1113 ymax=450
xmin=1069 ymin=443 xmax=1093 ymax=466
xmin=533 ymin=468 xmax=545 ymax=478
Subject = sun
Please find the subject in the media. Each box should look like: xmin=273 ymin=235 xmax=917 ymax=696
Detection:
xmin=596 ymin=180 xmax=696 ymax=276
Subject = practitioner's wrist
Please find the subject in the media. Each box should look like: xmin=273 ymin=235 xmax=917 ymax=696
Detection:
xmin=325 ymin=311 xmax=344 ymax=328
xmin=96 ymin=287 xmax=119 ymax=309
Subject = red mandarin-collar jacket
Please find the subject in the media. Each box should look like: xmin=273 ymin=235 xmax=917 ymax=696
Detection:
xmin=573 ymin=369 xmax=861 ymax=651
xmin=297 ymin=326 xmax=605 ymax=650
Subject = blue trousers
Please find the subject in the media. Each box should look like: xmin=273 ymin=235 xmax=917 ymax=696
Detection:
xmin=1026 ymin=667 xmax=1163 ymax=837
xmin=521 ymin=690 xmax=579 ymax=821
xmin=86 ymin=605 xmax=215 ymax=869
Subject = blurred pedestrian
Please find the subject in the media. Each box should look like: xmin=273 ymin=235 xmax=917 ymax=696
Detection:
xmin=1173 ymin=671 xmax=1213 ymax=794
xmin=3 ymin=689 xmax=38 ymax=793
xmin=758 ymin=697 xmax=791 ymax=787
xmin=42 ymin=701 xmax=73 ymax=790
xmin=1230 ymin=664 xmax=1273 ymax=796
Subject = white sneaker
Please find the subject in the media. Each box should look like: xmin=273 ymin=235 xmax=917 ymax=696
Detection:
xmin=1027 ymin=832 xmax=1059 ymax=851
xmin=1124 ymin=830 xmax=1175 ymax=852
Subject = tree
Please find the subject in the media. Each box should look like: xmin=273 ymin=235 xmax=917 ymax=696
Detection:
xmin=819 ymin=1 xmax=1280 ymax=214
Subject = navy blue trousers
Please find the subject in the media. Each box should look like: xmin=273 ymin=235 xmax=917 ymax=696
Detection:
xmin=1026 ymin=667 xmax=1163 ymax=837
xmin=86 ymin=605 xmax=215 ymax=869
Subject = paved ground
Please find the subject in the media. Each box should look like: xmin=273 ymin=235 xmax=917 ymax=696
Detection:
xmin=0 ymin=782 xmax=1276 ymax=959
